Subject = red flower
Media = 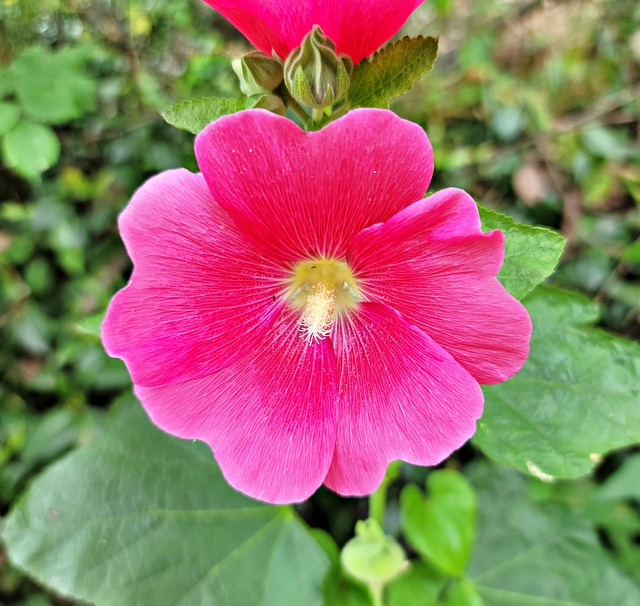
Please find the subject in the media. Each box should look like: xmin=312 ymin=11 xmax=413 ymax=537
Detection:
xmin=202 ymin=0 xmax=425 ymax=63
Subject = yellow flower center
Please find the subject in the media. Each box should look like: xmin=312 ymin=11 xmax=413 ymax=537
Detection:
xmin=287 ymin=258 xmax=361 ymax=342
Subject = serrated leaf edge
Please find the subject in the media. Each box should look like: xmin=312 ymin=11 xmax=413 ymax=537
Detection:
xmin=348 ymin=35 xmax=439 ymax=109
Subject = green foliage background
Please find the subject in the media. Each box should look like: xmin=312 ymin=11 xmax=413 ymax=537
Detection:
xmin=1 ymin=0 xmax=639 ymax=604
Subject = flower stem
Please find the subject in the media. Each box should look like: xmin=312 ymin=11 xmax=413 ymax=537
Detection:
xmin=369 ymin=582 xmax=384 ymax=606
xmin=325 ymin=103 xmax=349 ymax=125
xmin=368 ymin=461 xmax=401 ymax=528
xmin=311 ymin=107 xmax=325 ymax=124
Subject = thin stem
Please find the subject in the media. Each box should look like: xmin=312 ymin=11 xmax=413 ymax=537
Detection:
xmin=311 ymin=107 xmax=325 ymax=124
xmin=369 ymin=582 xmax=384 ymax=606
xmin=368 ymin=461 xmax=401 ymax=528
xmin=324 ymin=103 xmax=349 ymax=125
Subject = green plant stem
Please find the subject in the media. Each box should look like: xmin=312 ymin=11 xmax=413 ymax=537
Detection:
xmin=369 ymin=582 xmax=384 ymax=606
xmin=311 ymin=107 xmax=325 ymax=124
xmin=368 ymin=461 xmax=401 ymax=528
xmin=325 ymin=103 xmax=349 ymax=125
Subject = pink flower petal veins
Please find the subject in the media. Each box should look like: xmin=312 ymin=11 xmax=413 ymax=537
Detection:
xmin=202 ymin=0 xmax=424 ymax=63
xmin=348 ymin=188 xmax=532 ymax=384
xmin=103 ymin=110 xmax=532 ymax=504
xmin=102 ymin=169 xmax=284 ymax=387
xmin=195 ymin=109 xmax=433 ymax=264
xmin=325 ymin=302 xmax=483 ymax=496
xmin=136 ymin=311 xmax=338 ymax=504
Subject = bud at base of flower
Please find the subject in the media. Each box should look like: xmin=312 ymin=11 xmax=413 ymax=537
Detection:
xmin=283 ymin=26 xmax=353 ymax=111
xmin=232 ymin=51 xmax=284 ymax=97
xmin=252 ymin=94 xmax=286 ymax=116
xmin=340 ymin=519 xmax=407 ymax=588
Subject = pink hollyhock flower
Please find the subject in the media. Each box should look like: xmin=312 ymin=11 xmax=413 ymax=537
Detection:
xmin=102 ymin=109 xmax=531 ymax=504
xmin=202 ymin=0 xmax=425 ymax=64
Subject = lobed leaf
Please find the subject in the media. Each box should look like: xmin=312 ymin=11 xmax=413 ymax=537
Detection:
xmin=479 ymin=205 xmax=565 ymax=299
xmin=2 ymin=398 xmax=329 ymax=606
xmin=163 ymin=95 xmax=274 ymax=134
xmin=347 ymin=37 xmax=439 ymax=109
xmin=473 ymin=286 xmax=640 ymax=478
xmin=467 ymin=464 xmax=640 ymax=605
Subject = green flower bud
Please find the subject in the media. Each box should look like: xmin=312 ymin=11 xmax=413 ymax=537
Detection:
xmin=283 ymin=26 xmax=353 ymax=110
xmin=232 ymin=51 xmax=284 ymax=97
xmin=253 ymin=93 xmax=286 ymax=116
xmin=340 ymin=519 xmax=407 ymax=587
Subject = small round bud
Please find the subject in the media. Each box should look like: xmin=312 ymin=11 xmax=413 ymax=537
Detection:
xmin=283 ymin=26 xmax=353 ymax=110
xmin=253 ymin=94 xmax=286 ymax=116
xmin=340 ymin=519 xmax=407 ymax=587
xmin=232 ymin=51 xmax=284 ymax=97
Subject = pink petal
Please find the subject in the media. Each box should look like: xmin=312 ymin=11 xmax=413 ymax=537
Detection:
xmin=102 ymin=169 xmax=285 ymax=387
xmin=135 ymin=311 xmax=338 ymax=504
xmin=195 ymin=109 xmax=432 ymax=264
xmin=202 ymin=0 xmax=424 ymax=63
xmin=347 ymin=188 xmax=532 ymax=384
xmin=325 ymin=302 xmax=483 ymax=496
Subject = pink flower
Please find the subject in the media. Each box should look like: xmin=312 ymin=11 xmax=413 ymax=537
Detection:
xmin=102 ymin=109 xmax=531 ymax=504
xmin=201 ymin=0 xmax=425 ymax=64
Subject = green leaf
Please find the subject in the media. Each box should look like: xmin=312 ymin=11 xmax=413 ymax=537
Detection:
xmin=323 ymin=573 xmax=372 ymax=606
xmin=401 ymin=470 xmax=476 ymax=577
xmin=479 ymin=206 xmax=565 ymax=299
xmin=593 ymin=454 xmax=640 ymax=501
xmin=0 ymin=102 xmax=21 ymax=136
xmin=473 ymin=286 xmax=640 ymax=478
xmin=444 ymin=579 xmax=485 ymax=606
xmin=2 ymin=122 xmax=60 ymax=179
xmin=0 ymin=66 xmax=14 ymax=97
xmin=387 ymin=566 xmax=483 ymax=606
xmin=581 ymin=125 xmax=632 ymax=162
xmin=2 ymin=399 xmax=330 ymax=606
xmin=467 ymin=464 xmax=640 ymax=606
xmin=10 ymin=46 xmax=97 ymax=124
xmin=347 ymin=36 xmax=439 ymax=109
xmin=75 ymin=311 xmax=105 ymax=338
xmin=386 ymin=563 xmax=446 ymax=606
xmin=163 ymin=95 xmax=267 ymax=134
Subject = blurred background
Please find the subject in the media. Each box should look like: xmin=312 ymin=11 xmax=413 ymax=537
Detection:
xmin=1 ymin=0 xmax=639 ymax=603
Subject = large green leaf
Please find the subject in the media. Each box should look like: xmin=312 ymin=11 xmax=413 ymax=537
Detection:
xmin=473 ymin=286 xmax=640 ymax=478
xmin=386 ymin=563 xmax=446 ymax=606
xmin=347 ymin=37 xmax=438 ymax=109
xmin=479 ymin=206 xmax=565 ymax=299
xmin=387 ymin=564 xmax=483 ymax=606
xmin=401 ymin=470 xmax=476 ymax=577
xmin=11 ymin=46 xmax=97 ymax=124
xmin=467 ymin=464 xmax=640 ymax=605
xmin=2 ymin=121 xmax=60 ymax=179
xmin=2 ymin=399 xmax=329 ymax=606
xmin=163 ymin=94 xmax=281 ymax=134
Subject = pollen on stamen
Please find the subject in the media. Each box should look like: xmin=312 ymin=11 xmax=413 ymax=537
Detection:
xmin=298 ymin=283 xmax=336 ymax=343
